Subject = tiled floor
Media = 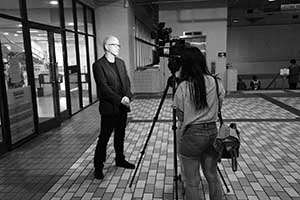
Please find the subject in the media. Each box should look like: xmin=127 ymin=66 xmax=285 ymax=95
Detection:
xmin=0 ymin=90 xmax=300 ymax=200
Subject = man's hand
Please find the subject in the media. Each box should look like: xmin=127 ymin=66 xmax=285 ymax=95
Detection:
xmin=121 ymin=96 xmax=130 ymax=107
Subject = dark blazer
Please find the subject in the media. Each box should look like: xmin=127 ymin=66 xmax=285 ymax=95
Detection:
xmin=93 ymin=56 xmax=132 ymax=115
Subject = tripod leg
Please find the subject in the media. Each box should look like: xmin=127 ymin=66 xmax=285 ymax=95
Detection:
xmin=217 ymin=166 xmax=230 ymax=193
xmin=171 ymin=75 xmax=179 ymax=200
xmin=129 ymin=81 xmax=170 ymax=188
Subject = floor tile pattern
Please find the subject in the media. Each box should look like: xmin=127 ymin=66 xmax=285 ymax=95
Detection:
xmin=274 ymin=97 xmax=300 ymax=111
xmin=0 ymin=105 xmax=100 ymax=200
xmin=1 ymin=94 xmax=300 ymax=200
xmin=129 ymin=99 xmax=173 ymax=121
xmin=289 ymin=90 xmax=300 ymax=93
xmin=129 ymin=98 xmax=299 ymax=121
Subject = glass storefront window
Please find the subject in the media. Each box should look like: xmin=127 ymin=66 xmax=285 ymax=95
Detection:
xmin=76 ymin=3 xmax=84 ymax=33
xmin=26 ymin=0 xmax=60 ymax=27
xmin=66 ymin=32 xmax=76 ymax=66
xmin=87 ymin=8 xmax=94 ymax=35
xmin=64 ymin=0 xmax=74 ymax=31
xmin=54 ymin=33 xmax=67 ymax=113
xmin=0 ymin=18 xmax=34 ymax=144
xmin=30 ymin=29 xmax=55 ymax=122
xmin=88 ymin=36 xmax=96 ymax=102
xmin=78 ymin=34 xmax=89 ymax=107
xmin=0 ymin=107 xmax=2 ymax=143
xmin=66 ymin=32 xmax=80 ymax=113
xmin=0 ymin=0 xmax=20 ymax=17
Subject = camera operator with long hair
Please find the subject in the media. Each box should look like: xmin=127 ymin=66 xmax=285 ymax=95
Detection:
xmin=173 ymin=46 xmax=225 ymax=200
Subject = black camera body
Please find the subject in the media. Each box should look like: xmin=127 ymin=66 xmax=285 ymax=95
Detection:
xmin=154 ymin=22 xmax=187 ymax=74
xmin=157 ymin=39 xmax=186 ymax=73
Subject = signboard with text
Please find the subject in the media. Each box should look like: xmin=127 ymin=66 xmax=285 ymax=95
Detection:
xmin=7 ymin=87 xmax=35 ymax=144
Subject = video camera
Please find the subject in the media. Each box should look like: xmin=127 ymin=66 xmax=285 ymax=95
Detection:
xmin=153 ymin=22 xmax=187 ymax=74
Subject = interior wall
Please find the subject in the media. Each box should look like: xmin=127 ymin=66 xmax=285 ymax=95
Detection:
xmin=227 ymin=24 xmax=300 ymax=75
xmin=127 ymin=1 xmax=136 ymax=92
xmin=94 ymin=1 xmax=132 ymax=80
xmin=159 ymin=7 xmax=228 ymax=85
xmin=94 ymin=0 xmax=160 ymax=94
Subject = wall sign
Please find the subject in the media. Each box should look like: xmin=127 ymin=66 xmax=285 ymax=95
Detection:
xmin=7 ymin=86 xmax=34 ymax=144
xmin=218 ymin=52 xmax=226 ymax=58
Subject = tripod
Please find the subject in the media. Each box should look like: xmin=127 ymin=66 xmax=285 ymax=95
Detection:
xmin=129 ymin=72 xmax=231 ymax=199
xmin=129 ymin=73 xmax=180 ymax=200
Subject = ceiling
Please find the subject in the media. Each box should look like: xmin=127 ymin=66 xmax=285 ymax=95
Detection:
xmin=93 ymin=0 xmax=300 ymax=25
xmin=94 ymin=0 xmax=300 ymax=11
xmin=228 ymin=0 xmax=300 ymax=26
xmin=228 ymin=0 xmax=300 ymax=10
xmin=95 ymin=0 xmax=300 ymax=13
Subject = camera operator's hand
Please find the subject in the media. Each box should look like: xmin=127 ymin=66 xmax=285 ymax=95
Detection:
xmin=121 ymin=96 xmax=130 ymax=107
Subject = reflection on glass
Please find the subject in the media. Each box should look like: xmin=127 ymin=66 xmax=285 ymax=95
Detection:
xmin=26 ymin=0 xmax=60 ymax=27
xmin=30 ymin=29 xmax=55 ymax=122
xmin=76 ymin=3 xmax=85 ymax=33
xmin=0 ymin=18 xmax=34 ymax=144
xmin=0 ymin=0 xmax=20 ymax=17
xmin=54 ymin=33 xmax=67 ymax=113
xmin=64 ymin=0 xmax=74 ymax=31
xmin=66 ymin=32 xmax=80 ymax=113
xmin=66 ymin=32 xmax=76 ymax=65
xmin=0 ymin=106 xmax=2 ymax=142
xmin=87 ymin=8 xmax=94 ymax=35
xmin=78 ymin=34 xmax=89 ymax=107
xmin=88 ymin=36 xmax=97 ymax=102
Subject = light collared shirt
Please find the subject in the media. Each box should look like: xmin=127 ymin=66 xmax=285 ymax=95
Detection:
xmin=173 ymin=75 xmax=225 ymax=132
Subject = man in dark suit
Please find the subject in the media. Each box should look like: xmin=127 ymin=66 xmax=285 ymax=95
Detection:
xmin=93 ymin=35 xmax=135 ymax=179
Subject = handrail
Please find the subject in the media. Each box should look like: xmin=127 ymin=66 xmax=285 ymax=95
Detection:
xmin=265 ymin=73 xmax=280 ymax=89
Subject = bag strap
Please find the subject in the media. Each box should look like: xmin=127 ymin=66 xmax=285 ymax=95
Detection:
xmin=213 ymin=76 xmax=224 ymax=125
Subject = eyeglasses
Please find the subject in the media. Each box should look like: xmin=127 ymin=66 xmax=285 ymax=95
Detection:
xmin=107 ymin=43 xmax=121 ymax=48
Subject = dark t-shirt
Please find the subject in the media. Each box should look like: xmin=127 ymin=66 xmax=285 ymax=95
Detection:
xmin=108 ymin=61 xmax=123 ymax=96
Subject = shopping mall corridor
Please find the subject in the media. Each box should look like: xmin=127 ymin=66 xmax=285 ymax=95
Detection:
xmin=0 ymin=90 xmax=300 ymax=200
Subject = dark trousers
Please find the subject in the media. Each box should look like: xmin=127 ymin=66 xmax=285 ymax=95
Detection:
xmin=94 ymin=111 xmax=127 ymax=169
xmin=289 ymin=83 xmax=297 ymax=89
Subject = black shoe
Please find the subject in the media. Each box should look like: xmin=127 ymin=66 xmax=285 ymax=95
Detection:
xmin=116 ymin=160 xmax=135 ymax=169
xmin=94 ymin=168 xmax=104 ymax=179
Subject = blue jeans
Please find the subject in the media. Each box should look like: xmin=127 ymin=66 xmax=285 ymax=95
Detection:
xmin=179 ymin=122 xmax=223 ymax=200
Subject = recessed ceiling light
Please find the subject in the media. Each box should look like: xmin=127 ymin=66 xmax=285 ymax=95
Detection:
xmin=233 ymin=19 xmax=239 ymax=23
xmin=268 ymin=0 xmax=276 ymax=2
xmin=49 ymin=1 xmax=58 ymax=5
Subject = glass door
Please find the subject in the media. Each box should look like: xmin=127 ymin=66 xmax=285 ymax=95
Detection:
xmin=0 ymin=20 xmax=35 ymax=146
xmin=66 ymin=32 xmax=80 ymax=114
xmin=0 ymin=44 xmax=4 ymax=153
xmin=30 ymin=28 xmax=67 ymax=130
xmin=53 ymin=33 xmax=68 ymax=119
xmin=0 ymin=86 xmax=4 ymax=154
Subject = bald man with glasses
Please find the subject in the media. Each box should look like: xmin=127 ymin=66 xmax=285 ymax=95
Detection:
xmin=92 ymin=35 xmax=135 ymax=179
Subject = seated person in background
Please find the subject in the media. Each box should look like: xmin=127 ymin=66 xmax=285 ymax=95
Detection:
xmin=237 ymin=76 xmax=247 ymax=90
xmin=250 ymin=75 xmax=261 ymax=90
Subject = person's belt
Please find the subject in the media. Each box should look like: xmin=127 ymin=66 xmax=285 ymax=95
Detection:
xmin=187 ymin=122 xmax=216 ymax=129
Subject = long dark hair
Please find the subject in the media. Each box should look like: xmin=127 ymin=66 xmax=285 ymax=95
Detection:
xmin=179 ymin=46 xmax=211 ymax=110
